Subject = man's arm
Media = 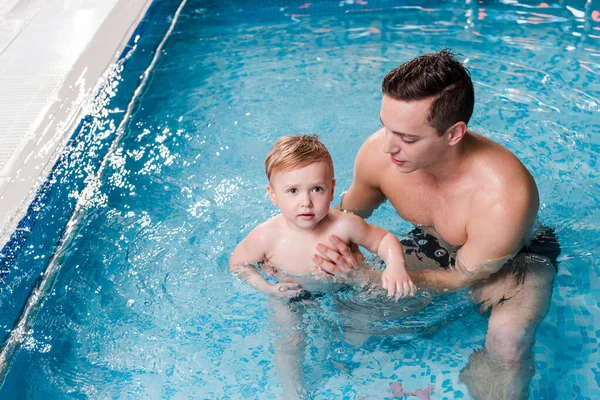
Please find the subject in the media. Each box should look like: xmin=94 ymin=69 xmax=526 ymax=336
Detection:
xmin=339 ymin=131 xmax=387 ymax=218
xmin=229 ymin=224 xmax=302 ymax=297
xmin=409 ymin=192 xmax=534 ymax=292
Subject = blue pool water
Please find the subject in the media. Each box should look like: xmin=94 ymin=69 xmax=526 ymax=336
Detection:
xmin=0 ymin=0 xmax=599 ymax=398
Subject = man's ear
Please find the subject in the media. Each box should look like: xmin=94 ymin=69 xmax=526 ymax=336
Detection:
xmin=266 ymin=185 xmax=277 ymax=205
xmin=446 ymin=122 xmax=467 ymax=146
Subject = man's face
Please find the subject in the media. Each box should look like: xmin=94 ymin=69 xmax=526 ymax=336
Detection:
xmin=267 ymin=162 xmax=335 ymax=230
xmin=379 ymin=95 xmax=448 ymax=173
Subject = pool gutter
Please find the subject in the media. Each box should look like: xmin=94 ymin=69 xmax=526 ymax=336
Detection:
xmin=0 ymin=0 xmax=153 ymax=251
xmin=0 ymin=0 xmax=189 ymax=384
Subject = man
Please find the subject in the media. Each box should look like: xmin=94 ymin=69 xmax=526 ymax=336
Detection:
xmin=312 ymin=50 xmax=560 ymax=399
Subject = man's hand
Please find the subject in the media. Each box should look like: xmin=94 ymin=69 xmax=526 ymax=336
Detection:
xmin=312 ymin=235 xmax=361 ymax=275
xmin=382 ymin=269 xmax=416 ymax=300
xmin=265 ymin=282 xmax=303 ymax=298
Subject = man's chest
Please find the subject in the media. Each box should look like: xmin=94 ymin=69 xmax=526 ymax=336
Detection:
xmin=380 ymin=175 xmax=470 ymax=247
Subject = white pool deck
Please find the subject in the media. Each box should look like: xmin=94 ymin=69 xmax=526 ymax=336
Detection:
xmin=0 ymin=0 xmax=153 ymax=249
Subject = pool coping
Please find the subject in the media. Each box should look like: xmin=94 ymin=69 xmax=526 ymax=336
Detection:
xmin=0 ymin=0 xmax=189 ymax=384
xmin=0 ymin=0 xmax=153 ymax=251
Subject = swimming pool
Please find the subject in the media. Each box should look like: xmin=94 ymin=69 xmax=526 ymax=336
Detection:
xmin=0 ymin=0 xmax=598 ymax=398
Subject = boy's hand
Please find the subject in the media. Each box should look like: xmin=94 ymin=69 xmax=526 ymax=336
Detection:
xmin=266 ymin=282 xmax=303 ymax=298
xmin=382 ymin=269 xmax=416 ymax=299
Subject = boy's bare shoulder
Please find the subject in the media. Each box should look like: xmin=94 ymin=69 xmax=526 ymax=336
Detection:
xmin=326 ymin=210 xmax=367 ymax=233
xmin=246 ymin=215 xmax=283 ymax=243
xmin=330 ymin=209 xmax=367 ymax=222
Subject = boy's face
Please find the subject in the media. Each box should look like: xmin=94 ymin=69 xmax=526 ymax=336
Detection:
xmin=267 ymin=161 xmax=335 ymax=230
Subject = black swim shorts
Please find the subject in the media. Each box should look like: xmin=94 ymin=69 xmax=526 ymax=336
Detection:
xmin=288 ymin=290 xmax=324 ymax=305
xmin=400 ymin=225 xmax=561 ymax=271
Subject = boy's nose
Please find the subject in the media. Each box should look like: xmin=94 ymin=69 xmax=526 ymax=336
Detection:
xmin=301 ymin=193 xmax=312 ymax=207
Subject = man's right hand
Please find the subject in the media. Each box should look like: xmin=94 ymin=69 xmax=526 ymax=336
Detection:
xmin=312 ymin=235 xmax=361 ymax=275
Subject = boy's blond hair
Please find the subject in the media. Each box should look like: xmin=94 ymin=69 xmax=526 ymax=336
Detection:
xmin=265 ymin=134 xmax=334 ymax=181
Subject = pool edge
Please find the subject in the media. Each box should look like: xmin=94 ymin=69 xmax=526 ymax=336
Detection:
xmin=0 ymin=0 xmax=154 ymax=251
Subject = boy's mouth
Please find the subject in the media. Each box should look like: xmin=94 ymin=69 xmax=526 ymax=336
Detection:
xmin=298 ymin=213 xmax=315 ymax=220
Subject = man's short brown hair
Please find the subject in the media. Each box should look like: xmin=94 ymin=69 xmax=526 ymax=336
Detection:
xmin=264 ymin=134 xmax=334 ymax=180
xmin=382 ymin=49 xmax=474 ymax=135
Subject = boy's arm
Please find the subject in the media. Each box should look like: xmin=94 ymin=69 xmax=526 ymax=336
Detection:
xmin=229 ymin=225 xmax=302 ymax=297
xmin=343 ymin=214 xmax=414 ymax=297
xmin=343 ymin=214 xmax=401 ymax=269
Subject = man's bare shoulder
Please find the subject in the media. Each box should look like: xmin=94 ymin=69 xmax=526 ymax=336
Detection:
xmin=355 ymin=129 xmax=391 ymax=185
xmin=359 ymin=129 xmax=387 ymax=160
xmin=468 ymin=132 xmax=539 ymax=220
xmin=341 ymin=130 xmax=390 ymax=216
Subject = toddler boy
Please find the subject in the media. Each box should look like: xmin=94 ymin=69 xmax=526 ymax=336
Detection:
xmin=229 ymin=134 xmax=414 ymax=398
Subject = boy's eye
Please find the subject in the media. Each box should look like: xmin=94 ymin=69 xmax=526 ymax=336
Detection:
xmin=288 ymin=188 xmax=297 ymax=194
xmin=401 ymin=137 xmax=417 ymax=144
xmin=313 ymin=187 xmax=324 ymax=193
